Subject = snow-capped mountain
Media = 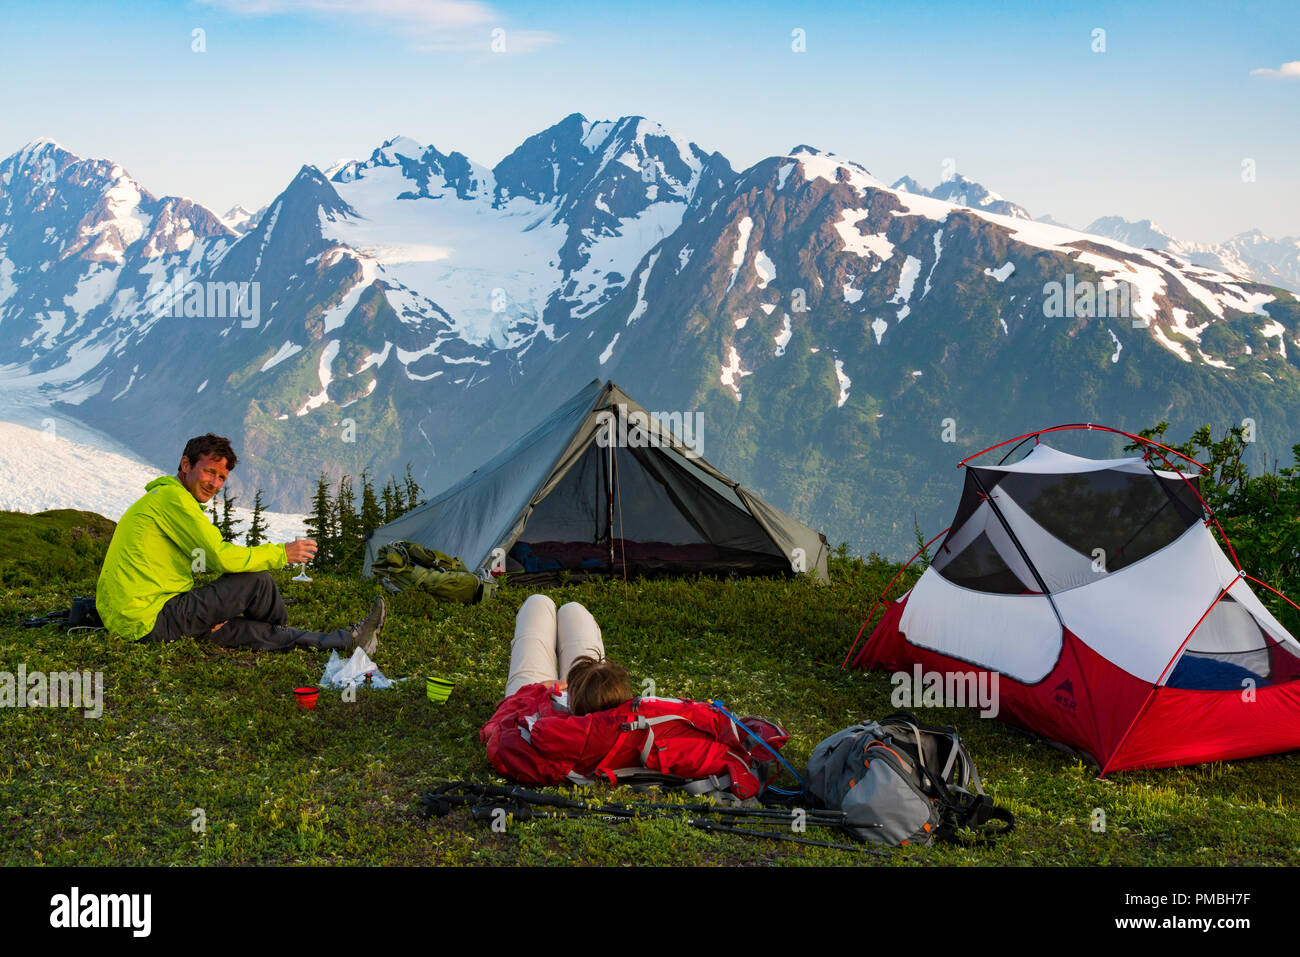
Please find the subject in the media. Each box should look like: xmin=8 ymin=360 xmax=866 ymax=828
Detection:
xmin=219 ymin=204 xmax=265 ymax=236
xmin=0 ymin=138 xmax=236 ymax=385
xmin=891 ymin=172 xmax=1031 ymax=220
xmin=1086 ymin=216 xmax=1300 ymax=295
xmin=1 ymin=121 xmax=1297 ymax=556
xmin=547 ymin=145 xmax=1296 ymax=548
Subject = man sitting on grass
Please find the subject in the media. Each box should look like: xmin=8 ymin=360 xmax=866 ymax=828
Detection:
xmin=96 ymin=433 xmax=385 ymax=653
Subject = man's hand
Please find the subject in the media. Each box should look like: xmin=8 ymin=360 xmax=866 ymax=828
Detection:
xmin=285 ymin=539 xmax=318 ymax=564
xmin=211 ymin=620 xmax=227 ymax=633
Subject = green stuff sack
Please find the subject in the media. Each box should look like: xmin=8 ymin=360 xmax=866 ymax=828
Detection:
xmin=371 ymin=541 xmax=497 ymax=605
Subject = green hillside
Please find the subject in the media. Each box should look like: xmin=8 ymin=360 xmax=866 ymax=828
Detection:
xmin=0 ymin=509 xmax=115 ymax=587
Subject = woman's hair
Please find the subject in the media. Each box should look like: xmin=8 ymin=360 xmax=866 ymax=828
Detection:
xmin=566 ymin=655 xmax=633 ymax=716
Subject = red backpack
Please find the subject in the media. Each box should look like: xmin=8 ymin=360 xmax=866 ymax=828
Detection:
xmin=480 ymin=684 xmax=789 ymax=800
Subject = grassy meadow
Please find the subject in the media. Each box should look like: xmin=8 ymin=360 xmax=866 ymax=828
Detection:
xmin=2 ymin=509 xmax=1298 ymax=866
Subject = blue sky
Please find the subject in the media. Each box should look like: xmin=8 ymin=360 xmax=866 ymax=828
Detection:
xmin=1 ymin=0 xmax=1295 ymax=244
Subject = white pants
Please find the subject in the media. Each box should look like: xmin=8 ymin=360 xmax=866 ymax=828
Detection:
xmin=506 ymin=594 xmax=606 ymax=696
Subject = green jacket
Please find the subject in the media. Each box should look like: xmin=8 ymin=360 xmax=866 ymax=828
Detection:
xmin=96 ymin=475 xmax=287 ymax=640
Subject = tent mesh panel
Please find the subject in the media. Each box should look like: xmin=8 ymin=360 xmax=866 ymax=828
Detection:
xmin=509 ymin=441 xmax=789 ymax=579
xmin=1169 ymin=594 xmax=1300 ymax=689
xmin=934 ymin=466 xmax=1203 ymax=593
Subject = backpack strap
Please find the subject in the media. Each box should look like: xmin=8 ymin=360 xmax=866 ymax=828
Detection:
xmin=884 ymin=716 xmax=1012 ymax=841
xmin=590 ymin=712 xmax=756 ymax=801
xmin=622 ymin=713 xmax=694 ymax=766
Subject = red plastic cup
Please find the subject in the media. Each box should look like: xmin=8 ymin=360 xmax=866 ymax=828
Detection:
xmin=294 ymin=687 xmax=319 ymax=710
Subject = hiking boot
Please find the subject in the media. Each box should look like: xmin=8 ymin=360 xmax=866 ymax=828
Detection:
xmin=348 ymin=596 xmax=386 ymax=657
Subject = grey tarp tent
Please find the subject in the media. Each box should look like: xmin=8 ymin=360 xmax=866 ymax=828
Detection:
xmin=362 ymin=380 xmax=829 ymax=584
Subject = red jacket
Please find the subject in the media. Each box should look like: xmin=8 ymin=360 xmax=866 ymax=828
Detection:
xmin=480 ymin=684 xmax=787 ymax=800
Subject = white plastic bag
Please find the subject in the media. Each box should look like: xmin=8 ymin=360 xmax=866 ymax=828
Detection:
xmin=319 ymin=647 xmax=401 ymax=690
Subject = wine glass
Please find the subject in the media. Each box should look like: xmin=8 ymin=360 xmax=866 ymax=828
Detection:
xmin=292 ymin=523 xmax=313 ymax=583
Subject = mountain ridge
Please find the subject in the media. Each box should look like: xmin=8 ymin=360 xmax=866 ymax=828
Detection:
xmin=1 ymin=119 xmax=1297 ymax=558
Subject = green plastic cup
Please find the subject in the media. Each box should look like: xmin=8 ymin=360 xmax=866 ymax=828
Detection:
xmin=426 ymin=676 xmax=455 ymax=704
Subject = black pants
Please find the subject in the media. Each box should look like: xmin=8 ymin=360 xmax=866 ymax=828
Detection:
xmin=145 ymin=571 xmax=351 ymax=651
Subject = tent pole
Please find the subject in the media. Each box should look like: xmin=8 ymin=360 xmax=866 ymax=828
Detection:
xmin=1100 ymin=577 xmax=1240 ymax=776
xmin=967 ymin=469 xmax=1066 ymax=631
xmin=841 ymin=525 xmax=951 ymax=670
xmin=608 ymin=431 xmax=615 ymax=567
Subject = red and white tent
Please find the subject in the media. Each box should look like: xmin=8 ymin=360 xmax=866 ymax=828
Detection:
xmin=847 ymin=428 xmax=1300 ymax=774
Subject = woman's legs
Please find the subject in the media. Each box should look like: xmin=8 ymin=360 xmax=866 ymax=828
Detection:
xmin=506 ymin=596 xmax=608 ymax=696
xmin=556 ymin=602 xmax=605 ymax=681
xmin=506 ymin=594 xmax=560 ymax=696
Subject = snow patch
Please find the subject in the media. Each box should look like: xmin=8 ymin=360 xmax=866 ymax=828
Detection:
xmin=871 ymin=316 xmax=888 ymax=344
xmin=1167 ymin=307 xmax=1206 ymax=345
xmin=754 ymin=250 xmax=776 ymax=289
xmin=720 ymin=346 xmax=751 ymax=401
xmin=922 ymin=228 xmax=944 ymax=299
xmin=252 ymin=200 xmax=282 ymax=273
xmin=260 ymin=341 xmax=303 ymax=372
xmin=793 ymin=151 xmax=885 ymax=195
xmin=321 ymin=256 xmax=379 ymax=334
xmin=0 ymin=256 xmax=16 ymax=307
xmin=1261 ymin=320 xmax=1288 ymax=359
xmin=734 ymin=315 xmax=749 ymax=329
xmin=358 ymin=341 xmax=393 ymax=371
xmin=626 ymin=251 xmax=660 ymax=325
xmin=599 ymin=333 xmax=620 ymax=364
xmin=111 ymin=371 xmax=137 ymax=401
xmin=843 ymin=283 xmax=863 ymax=304
xmin=890 ymin=256 xmax=922 ymax=313
xmin=726 ymin=217 xmax=754 ymax=292
xmin=834 ymin=359 xmax=851 ymax=408
xmin=835 ymin=210 xmax=894 ymax=261
xmin=340 ymin=378 xmax=379 ymax=407
xmin=1107 ymin=328 xmax=1122 ymax=363
xmin=296 ymin=340 xmax=340 ymax=415
xmin=1200 ymin=352 xmax=1235 ymax=370
xmin=1072 ymin=252 xmax=1167 ymax=326
xmin=1150 ymin=324 xmax=1193 ymax=363
xmin=774 ymin=314 xmax=792 ymax=356
xmin=984 ymin=261 xmax=1015 ymax=282
xmin=64 ymin=264 xmax=121 ymax=314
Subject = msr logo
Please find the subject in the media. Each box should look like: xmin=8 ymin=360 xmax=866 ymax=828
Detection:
xmin=1052 ymin=678 xmax=1078 ymax=714
xmin=49 ymin=887 xmax=151 ymax=937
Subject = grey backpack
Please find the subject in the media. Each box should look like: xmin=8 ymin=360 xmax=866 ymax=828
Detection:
xmin=804 ymin=711 xmax=1013 ymax=846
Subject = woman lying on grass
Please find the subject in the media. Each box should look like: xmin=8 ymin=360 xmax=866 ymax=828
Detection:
xmin=480 ymin=594 xmax=788 ymax=799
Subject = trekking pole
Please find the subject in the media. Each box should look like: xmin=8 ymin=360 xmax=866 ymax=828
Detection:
xmin=686 ymin=819 xmax=886 ymax=855
xmin=423 ymin=782 xmax=855 ymax=828
xmin=459 ymin=801 xmax=877 ymax=852
xmin=423 ymin=783 xmax=886 ymax=853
